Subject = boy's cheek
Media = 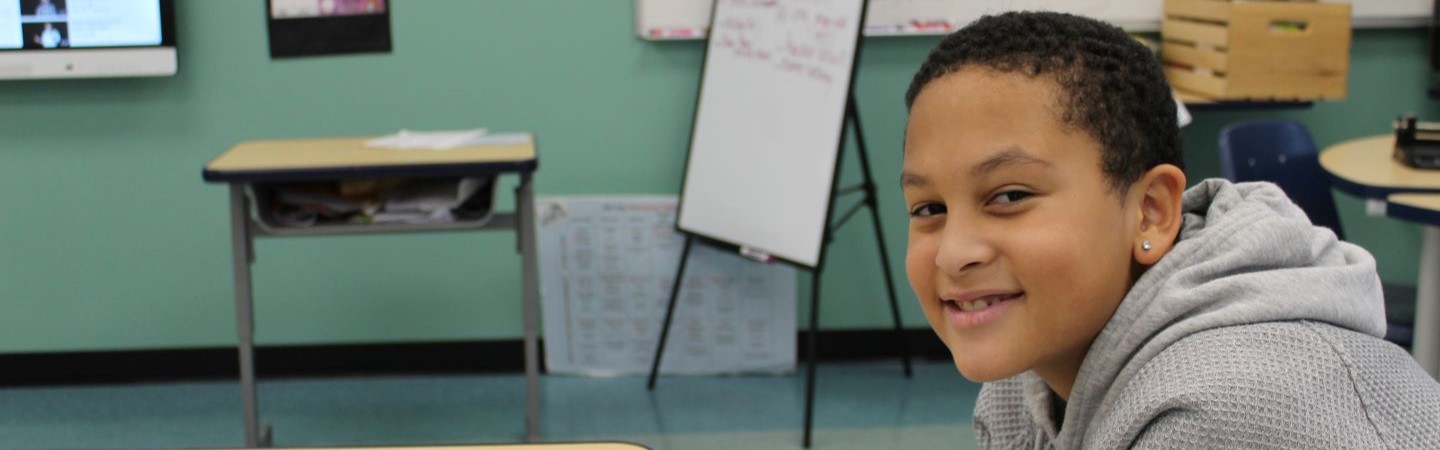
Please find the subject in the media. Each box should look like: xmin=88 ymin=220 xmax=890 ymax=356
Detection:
xmin=904 ymin=247 xmax=935 ymax=297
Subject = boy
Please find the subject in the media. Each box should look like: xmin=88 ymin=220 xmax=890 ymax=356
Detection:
xmin=901 ymin=12 xmax=1440 ymax=449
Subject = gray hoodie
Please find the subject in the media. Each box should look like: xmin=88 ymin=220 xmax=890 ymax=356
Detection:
xmin=973 ymin=179 xmax=1440 ymax=449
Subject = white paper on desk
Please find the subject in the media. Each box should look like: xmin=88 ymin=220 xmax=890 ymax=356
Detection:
xmin=535 ymin=196 xmax=798 ymax=377
xmin=365 ymin=128 xmax=490 ymax=150
xmin=466 ymin=132 xmax=532 ymax=146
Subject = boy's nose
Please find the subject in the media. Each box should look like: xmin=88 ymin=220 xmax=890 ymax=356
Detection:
xmin=935 ymin=230 xmax=995 ymax=277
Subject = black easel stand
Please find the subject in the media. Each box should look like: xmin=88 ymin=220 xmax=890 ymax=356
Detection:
xmin=646 ymin=94 xmax=912 ymax=448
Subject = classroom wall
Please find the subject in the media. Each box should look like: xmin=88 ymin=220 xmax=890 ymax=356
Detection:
xmin=2 ymin=1 xmax=1435 ymax=353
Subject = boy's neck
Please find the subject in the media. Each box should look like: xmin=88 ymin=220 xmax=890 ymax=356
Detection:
xmin=1051 ymin=391 xmax=1068 ymax=429
xmin=1033 ymin=344 xmax=1091 ymax=401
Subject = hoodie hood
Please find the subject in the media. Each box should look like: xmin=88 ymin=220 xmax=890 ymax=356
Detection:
xmin=1042 ymin=179 xmax=1387 ymax=446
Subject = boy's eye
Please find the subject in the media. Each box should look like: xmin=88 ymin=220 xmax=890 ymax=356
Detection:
xmin=910 ymin=203 xmax=946 ymax=218
xmin=987 ymin=190 xmax=1033 ymax=206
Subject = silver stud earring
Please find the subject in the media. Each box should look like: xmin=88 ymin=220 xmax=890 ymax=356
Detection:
xmin=1142 ymin=240 xmax=1153 ymax=252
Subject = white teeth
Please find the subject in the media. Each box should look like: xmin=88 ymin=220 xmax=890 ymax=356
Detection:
xmin=951 ymin=293 xmax=1023 ymax=312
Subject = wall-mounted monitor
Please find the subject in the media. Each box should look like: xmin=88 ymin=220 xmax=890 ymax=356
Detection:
xmin=0 ymin=0 xmax=176 ymax=80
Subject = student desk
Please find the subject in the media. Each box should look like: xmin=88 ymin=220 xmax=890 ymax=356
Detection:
xmin=203 ymin=136 xmax=542 ymax=447
xmin=1321 ymin=135 xmax=1440 ymax=378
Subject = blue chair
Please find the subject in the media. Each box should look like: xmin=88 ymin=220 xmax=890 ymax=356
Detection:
xmin=1219 ymin=119 xmax=1413 ymax=346
xmin=1218 ymin=119 xmax=1346 ymax=240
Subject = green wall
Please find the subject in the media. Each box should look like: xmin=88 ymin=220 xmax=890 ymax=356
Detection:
xmin=1 ymin=2 xmax=1434 ymax=353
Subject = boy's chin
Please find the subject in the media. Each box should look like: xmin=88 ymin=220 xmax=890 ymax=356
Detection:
xmin=951 ymin=356 xmax=1025 ymax=382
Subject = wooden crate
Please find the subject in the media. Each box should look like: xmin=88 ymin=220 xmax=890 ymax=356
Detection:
xmin=1162 ymin=0 xmax=1351 ymax=100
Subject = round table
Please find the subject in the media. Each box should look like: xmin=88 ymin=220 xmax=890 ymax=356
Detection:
xmin=1322 ymin=135 xmax=1440 ymax=378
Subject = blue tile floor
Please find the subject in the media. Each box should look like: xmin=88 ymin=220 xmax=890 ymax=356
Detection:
xmin=0 ymin=360 xmax=980 ymax=450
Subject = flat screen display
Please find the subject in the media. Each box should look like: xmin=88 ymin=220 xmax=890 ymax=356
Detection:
xmin=0 ymin=0 xmax=175 ymax=80
xmin=1 ymin=0 xmax=164 ymax=50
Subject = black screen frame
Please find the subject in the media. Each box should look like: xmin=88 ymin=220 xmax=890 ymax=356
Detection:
xmin=1432 ymin=0 xmax=1439 ymax=72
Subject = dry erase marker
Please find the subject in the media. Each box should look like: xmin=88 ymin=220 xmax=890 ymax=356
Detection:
xmin=740 ymin=246 xmax=775 ymax=263
xmin=649 ymin=27 xmax=701 ymax=39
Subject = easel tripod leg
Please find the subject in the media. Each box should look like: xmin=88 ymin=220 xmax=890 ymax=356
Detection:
xmin=848 ymin=93 xmax=914 ymax=377
xmin=802 ymin=268 xmax=822 ymax=448
xmin=648 ymin=237 xmax=695 ymax=390
xmin=866 ymin=202 xmax=912 ymax=377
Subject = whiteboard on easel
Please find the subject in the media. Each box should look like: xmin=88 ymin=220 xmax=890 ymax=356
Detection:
xmin=676 ymin=0 xmax=865 ymax=268
xmin=635 ymin=0 xmax=1432 ymax=39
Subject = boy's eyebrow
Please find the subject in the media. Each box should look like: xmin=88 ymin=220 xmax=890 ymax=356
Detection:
xmin=900 ymin=171 xmax=927 ymax=188
xmin=973 ymin=146 xmax=1052 ymax=176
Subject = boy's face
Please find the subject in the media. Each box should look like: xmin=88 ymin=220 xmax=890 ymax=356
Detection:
xmin=902 ymin=68 xmax=1137 ymax=382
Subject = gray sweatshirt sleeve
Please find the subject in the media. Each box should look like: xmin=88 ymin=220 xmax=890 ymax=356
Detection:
xmin=971 ymin=322 xmax=1440 ymax=449
xmin=1098 ymin=323 xmax=1389 ymax=449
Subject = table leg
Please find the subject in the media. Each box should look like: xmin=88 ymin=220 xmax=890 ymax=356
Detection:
xmin=517 ymin=172 xmax=541 ymax=441
xmin=228 ymin=184 xmax=264 ymax=447
xmin=1414 ymin=226 xmax=1440 ymax=379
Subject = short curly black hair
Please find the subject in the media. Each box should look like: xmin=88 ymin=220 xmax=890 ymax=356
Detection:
xmin=905 ymin=12 xmax=1183 ymax=193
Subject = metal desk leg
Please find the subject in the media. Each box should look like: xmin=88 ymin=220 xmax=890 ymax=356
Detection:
xmin=1414 ymin=226 xmax=1440 ymax=379
xmin=517 ymin=172 xmax=542 ymax=441
xmin=228 ymin=184 xmax=266 ymax=447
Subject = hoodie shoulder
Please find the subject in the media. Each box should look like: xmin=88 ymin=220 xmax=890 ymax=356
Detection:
xmin=1089 ymin=321 xmax=1440 ymax=449
xmin=974 ymin=376 xmax=1047 ymax=449
xmin=1310 ymin=322 xmax=1440 ymax=447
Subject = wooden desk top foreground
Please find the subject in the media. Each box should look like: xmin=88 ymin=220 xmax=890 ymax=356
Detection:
xmin=199 ymin=444 xmax=647 ymax=450
xmin=1321 ymin=135 xmax=1440 ymax=195
xmin=203 ymin=135 xmax=537 ymax=183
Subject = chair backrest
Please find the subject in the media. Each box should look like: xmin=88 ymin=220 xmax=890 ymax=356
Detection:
xmin=1218 ymin=119 xmax=1345 ymax=240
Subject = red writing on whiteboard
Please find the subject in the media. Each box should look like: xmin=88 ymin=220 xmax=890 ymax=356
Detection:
xmin=713 ymin=0 xmax=856 ymax=86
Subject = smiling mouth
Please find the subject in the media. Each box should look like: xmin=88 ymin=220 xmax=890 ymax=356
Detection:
xmin=945 ymin=292 xmax=1023 ymax=312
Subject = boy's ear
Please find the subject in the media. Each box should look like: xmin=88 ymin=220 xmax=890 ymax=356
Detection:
xmin=1132 ymin=164 xmax=1186 ymax=266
